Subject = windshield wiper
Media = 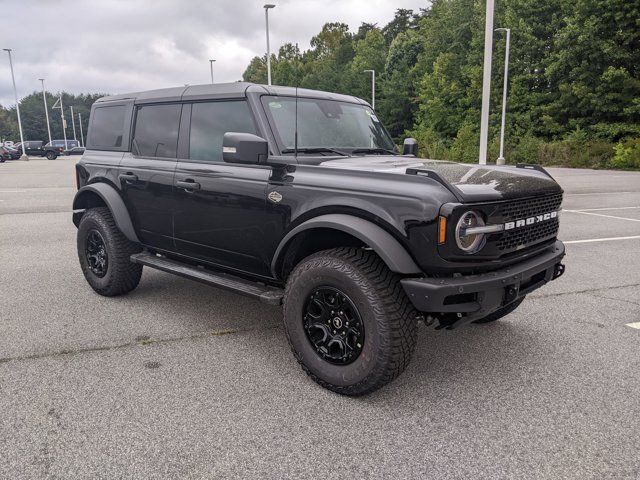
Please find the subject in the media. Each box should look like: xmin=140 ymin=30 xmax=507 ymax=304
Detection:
xmin=281 ymin=147 xmax=350 ymax=156
xmin=350 ymin=148 xmax=397 ymax=155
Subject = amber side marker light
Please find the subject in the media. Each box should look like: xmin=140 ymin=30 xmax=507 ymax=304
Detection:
xmin=438 ymin=216 xmax=447 ymax=245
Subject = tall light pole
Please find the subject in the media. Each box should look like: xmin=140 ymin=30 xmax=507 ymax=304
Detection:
xmin=70 ymin=105 xmax=77 ymax=143
xmin=363 ymin=69 xmax=376 ymax=110
xmin=478 ymin=0 xmax=495 ymax=165
xmin=39 ymin=78 xmax=52 ymax=144
xmin=264 ymin=4 xmax=275 ymax=85
xmin=3 ymin=48 xmax=28 ymax=161
xmin=495 ymin=28 xmax=510 ymax=166
xmin=209 ymin=59 xmax=216 ymax=84
xmin=78 ymin=112 xmax=85 ymax=147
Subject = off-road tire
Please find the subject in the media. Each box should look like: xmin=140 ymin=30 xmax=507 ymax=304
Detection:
xmin=473 ymin=296 xmax=526 ymax=324
xmin=283 ymin=247 xmax=418 ymax=396
xmin=77 ymin=207 xmax=142 ymax=296
xmin=45 ymin=151 xmax=57 ymax=160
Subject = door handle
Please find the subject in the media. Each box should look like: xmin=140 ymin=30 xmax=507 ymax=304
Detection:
xmin=119 ymin=173 xmax=138 ymax=182
xmin=176 ymin=179 xmax=201 ymax=191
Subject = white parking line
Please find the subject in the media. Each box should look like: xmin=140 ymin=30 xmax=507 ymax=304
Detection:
xmin=570 ymin=206 xmax=640 ymax=212
xmin=565 ymin=191 xmax=639 ymax=196
xmin=565 ymin=235 xmax=640 ymax=244
xmin=626 ymin=322 xmax=640 ymax=330
xmin=564 ymin=210 xmax=640 ymax=222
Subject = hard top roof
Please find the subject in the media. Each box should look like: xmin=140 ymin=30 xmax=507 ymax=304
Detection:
xmin=94 ymin=82 xmax=368 ymax=106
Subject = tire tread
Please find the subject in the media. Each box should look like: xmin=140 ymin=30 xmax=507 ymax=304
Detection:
xmin=283 ymin=247 xmax=417 ymax=396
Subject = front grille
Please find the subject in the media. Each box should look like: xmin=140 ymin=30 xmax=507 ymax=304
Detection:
xmin=498 ymin=193 xmax=563 ymax=223
xmin=493 ymin=193 xmax=563 ymax=252
xmin=497 ymin=217 xmax=559 ymax=250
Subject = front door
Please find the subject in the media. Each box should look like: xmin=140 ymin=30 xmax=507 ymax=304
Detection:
xmin=172 ymin=100 xmax=273 ymax=277
xmin=119 ymin=103 xmax=182 ymax=250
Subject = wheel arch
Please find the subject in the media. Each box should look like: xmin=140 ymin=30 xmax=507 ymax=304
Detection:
xmin=271 ymin=214 xmax=421 ymax=279
xmin=72 ymin=183 xmax=139 ymax=243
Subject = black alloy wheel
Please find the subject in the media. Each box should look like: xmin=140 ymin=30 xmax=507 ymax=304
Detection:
xmin=85 ymin=229 xmax=108 ymax=277
xmin=303 ymin=286 xmax=364 ymax=365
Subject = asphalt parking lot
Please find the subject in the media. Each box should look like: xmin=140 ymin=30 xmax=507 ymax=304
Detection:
xmin=1 ymin=157 xmax=639 ymax=479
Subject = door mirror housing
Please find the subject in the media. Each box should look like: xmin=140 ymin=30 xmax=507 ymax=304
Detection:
xmin=402 ymin=137 xmax=419 ymax=156
xmin=223 ymin=132 xmax=268 ymax=164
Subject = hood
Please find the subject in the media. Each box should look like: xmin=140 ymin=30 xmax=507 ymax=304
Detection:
xmin=317 ymin=156 xmax=562 ymax=202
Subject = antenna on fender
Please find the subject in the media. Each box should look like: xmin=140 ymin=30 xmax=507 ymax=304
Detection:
xmin=294 ymin=42 xmax=299 ymax=159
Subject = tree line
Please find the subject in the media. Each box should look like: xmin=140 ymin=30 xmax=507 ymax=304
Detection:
xmin=0 ymin=92 xmax=101 ymax=146
xmin=243 ymin=1 xmax=640 ymax=169
xmin=2 ymin=0 xmax=638 ymax=168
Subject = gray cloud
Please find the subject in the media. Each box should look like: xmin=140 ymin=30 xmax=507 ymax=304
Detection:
xmin=1 ymin=0 xmax=426 ymax=106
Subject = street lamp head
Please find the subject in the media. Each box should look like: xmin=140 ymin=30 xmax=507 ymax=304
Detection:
xmin=3 ymin=48 xmax=12 ymax=52
xmin=494 ymin=27 xmax=510 ymax=32
xmin=264 ymin=4 xmax=275 ymax=9
xmin=363 ymin=69 xmax=374 ymax=73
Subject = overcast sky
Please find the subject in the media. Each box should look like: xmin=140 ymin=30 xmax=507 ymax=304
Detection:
xmin=1 ymin=0 xmax=427 ymax=106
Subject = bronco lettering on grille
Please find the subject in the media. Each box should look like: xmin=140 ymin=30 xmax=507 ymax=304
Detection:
xmin=504 ymin=211 xmax=558 ymax=231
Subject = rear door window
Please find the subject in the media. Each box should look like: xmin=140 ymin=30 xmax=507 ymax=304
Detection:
xmin=189 ymin=101 xmax=256 ymax=162
xmin=133 ymin=104 xmax=182 ymax=158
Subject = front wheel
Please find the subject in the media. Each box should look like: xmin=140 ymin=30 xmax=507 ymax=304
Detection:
xmin=283 ymin=248 xmax=418 ymax=396
xmin=77 ymin=207 xmax=142 ymax=296
xmin=45 ymin=151 xmax=57 ymax=160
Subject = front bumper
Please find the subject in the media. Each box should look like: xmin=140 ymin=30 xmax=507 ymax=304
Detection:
xmin=401 ymin=240 xmax=565 ymax=326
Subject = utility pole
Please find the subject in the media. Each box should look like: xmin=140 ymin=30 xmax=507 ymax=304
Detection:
xmin=70 ymin=105 xmax=77 ymax=143
xmin=264 ymin=4 xmax=275 ymax=85
xmin=209 ymin=59 xmax=215 ymax=84
xmin=53 ymin=95 xmax=68 ymax=151
xmin=39 ymin=78 xmax=52 ymax=144
xmin=363 ymin=69 xmax=375 ymax=110
xmin=495 ymin=28 xmax=511 ymax=165
xmin=3 ymin=48 xmax=28 ymax=161
xmin=78 ymin=112 xmax=84 ymax=147
xmin=478 ymin=0 xmax=495 ymax=165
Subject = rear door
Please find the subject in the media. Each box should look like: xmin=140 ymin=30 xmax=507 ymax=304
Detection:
xmin=172 ymin=100 xmax=273 ymax=277
xmin=118 ymin=103 xmax=182 ymax=250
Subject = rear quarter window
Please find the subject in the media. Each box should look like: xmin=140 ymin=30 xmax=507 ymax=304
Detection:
xmin=88 ymin=105 xmax=128 ymax=149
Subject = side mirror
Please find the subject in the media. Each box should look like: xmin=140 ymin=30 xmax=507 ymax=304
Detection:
xmin=223 ymin=132 xmax=268 ymax=164
xmin=402 ymin=137 xmax=418 ymax=156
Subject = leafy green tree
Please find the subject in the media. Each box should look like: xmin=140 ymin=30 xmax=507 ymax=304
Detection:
xmin=546 ymin=0 xmax=640 ymax=139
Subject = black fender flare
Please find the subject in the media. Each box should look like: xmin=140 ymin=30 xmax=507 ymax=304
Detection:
xmin=271 ymin=214 xmax=421 ymax=277
xmin=72 ymin=183 xmax=140 ymax=243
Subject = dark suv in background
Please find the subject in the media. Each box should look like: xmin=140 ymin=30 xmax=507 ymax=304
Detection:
xmin=46 ymin=139 xmax=83 ymax=155
xmin=72 ymin=83 xmax=566 ymax=395
xmin=14 ymin=140 xmax=59 ymax=159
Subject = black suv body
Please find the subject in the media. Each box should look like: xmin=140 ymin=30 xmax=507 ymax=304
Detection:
xmin=14 ymin=140 xmax=59 ymax=159
xmin=73 ymin=83 xmax=565 ymax=395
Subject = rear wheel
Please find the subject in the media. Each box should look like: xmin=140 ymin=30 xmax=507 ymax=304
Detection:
xmin=283 ymin=247 xmax=418 ymax=396
xmin=473 ymin=296 xmax=526 ymax=324
xmin=77 ymin=207 xmax=142 ymax=296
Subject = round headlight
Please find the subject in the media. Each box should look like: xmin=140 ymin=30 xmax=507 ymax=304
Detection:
xmin=456 ymin=211 xmax=486 ymax=253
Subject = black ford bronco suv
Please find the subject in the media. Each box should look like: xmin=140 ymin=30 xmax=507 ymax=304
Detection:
xmin=73 ymin=83 xmax=565 ymax=395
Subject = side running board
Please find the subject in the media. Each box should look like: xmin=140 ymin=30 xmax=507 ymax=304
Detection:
xmin=130 ymin=252 xmax=283 ymax=305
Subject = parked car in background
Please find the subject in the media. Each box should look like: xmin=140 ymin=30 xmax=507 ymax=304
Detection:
xmin=1 ymin=146 xmax=21 ymax=161
xmin=14 ymin=141 xmax=59 ymax=160
xmin=66 ymin=146 xmax=86 ymax=155
xmin=46 ymin=140 xmax=80 ymax=155
xmin=2 ymin=141 xmax=15 ymax=149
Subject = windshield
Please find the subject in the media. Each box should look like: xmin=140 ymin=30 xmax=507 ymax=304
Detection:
xmin=262 ymin=96 xmax=395 ymax=154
